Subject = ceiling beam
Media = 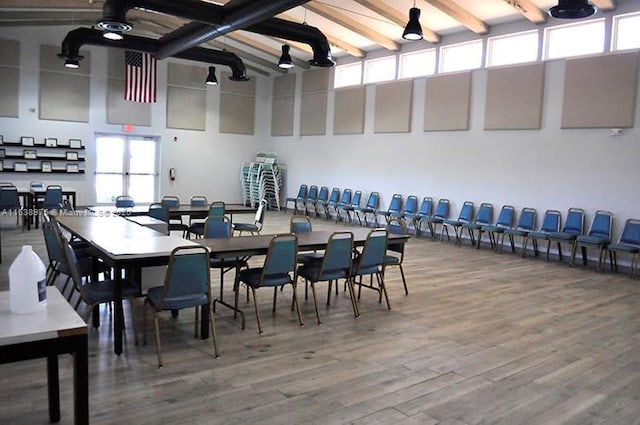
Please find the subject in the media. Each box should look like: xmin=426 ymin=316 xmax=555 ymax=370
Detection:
xmin=352 ymin=0 xmax=441 ymax=43
xmin=591 ymin=0 xmax=616 ymax=10
xmin=424 ymin=0 xmax=489 ymax=34
xmin=303 ymin=3 xmax=400 ymax=51
xmin=500 ymin=0 xmax=547 ymax=24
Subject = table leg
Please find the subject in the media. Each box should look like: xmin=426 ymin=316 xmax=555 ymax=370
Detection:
xmin=47 ymin=355 xmax=61 ymax=423
xmin=73 ymin=334 xmax=89 ymax=425
xmin=114 ymin=268 xmax=123 ymax=355
xmin=200 ymin=303 xmax=209 ymax=339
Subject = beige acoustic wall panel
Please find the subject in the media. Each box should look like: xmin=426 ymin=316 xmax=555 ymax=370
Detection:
xmin=273 ymin=73 xmax=296 ymax=97
xmin=271 ymin=96 xmax=294 ymax=137
xmin=108 ymin=50 xmax=125 ymax=79
xmin=107 ymin=79 xmax=152 ymax=126
xmin=221 ymin=71 xmax=256 ymax=95
xmin=334 ymin=86 xmax=365 ymax=135
xmin=0 ymin=39 xmax=19 ymax=117
xmin=220 ymin=93 xmax=256 ymax=134
xmin=271 ymin=74 xmax=296 ymax=137
xmin=39 ymin=71 xmax=90 ymax=122
xmin=374 ymin=80 xmax=412 ymax=133
xmin=485 ymin=62 xmax=545 ymax=130
xmin=166 ymin=86 xmax=206 ymax=131
xmin=424 ymin=72 xmax=471 ymax=131
xmin=302 ymin=68 xmax=330 ymax=93
xmin=168 ymin=62 xmax=205 ymax=88
xmin=562 ymin=52 xmax=639 ymax=128
xmin=300 ymin=91 xmax=328 ymax=136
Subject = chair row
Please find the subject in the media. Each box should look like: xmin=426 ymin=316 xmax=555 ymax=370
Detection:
xmin=286 ymin=185 xmax=640 ymax=276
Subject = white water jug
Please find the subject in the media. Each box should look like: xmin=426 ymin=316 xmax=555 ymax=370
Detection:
xmin=9 ymin=245 xmax=47 ymax=314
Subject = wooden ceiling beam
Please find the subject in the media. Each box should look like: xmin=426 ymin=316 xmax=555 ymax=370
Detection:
xmin=500 ymin=0 xmax=547 ymax=24
xmin=304 ymin=3 xmax=400 ymax=51
xmin=424 ymin=0 xmax=489 ymax=34
xmin=591 ymin=0 xmax=616 ymax=10
xmin=228 ymin=32 xmax=310 ymax=69
xmin=352 ymin=0 xmax=441 ymax=43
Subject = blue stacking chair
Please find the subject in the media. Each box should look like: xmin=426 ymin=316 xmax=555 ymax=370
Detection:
xmin=317 ymin=187 xmax=340 ymax=220
xmin=189 ymin=200 xmax=224 ymax=238
xmin=161 ymin=195 xmax=190 ymax=237
xmin=285 ymin=184 xmax=307 ymax=214
xmin=354 ymin=191 xmax=380 ymax=227
xmin=233 ymin=199 xmax=267 ymax=235
xmin=377 ymin=193 xmax=403 ymax=226
xmin=607 ymin=218 xmax=640 ymax=275
xmin=44 ymin=185 xmax=63 ymax=210
xmin=303 ymin=185 xmax=318 ymax=216
xmin=419 ymin=198 xmax=449 ymax=239
xmin=298 ymin=231 xmax=357 ymax=324
xmin=461 ymin=202 xmax=493 ymax=248
xmin=570 ymin=210 xmax=612 ymax=271
xmin=115 ymin=195 xmax=135 ymax=208
xmin=234 ymin=234 xmax=303 ymax=334
xmin=330 ymin=188 xmax=351 ymax=223
xmin=546 ymin=208 xmax=584 ymax=261
xmin=441 ymin=201 xmax=474 ymax=244
xmin=479 ymin=205 xmax=515 ymax=251
xmin=144 ymin=245 xmax=219 ymax=367
xmin=527 ymin=209 xmax=561 ymax=257
xmin=352 ymin=228 xmax=390 ymax=311
xmin=503 ymin=207 xmax=537 ymax=256
xmin=148 ymin=203 xmax=170 ymax=235
xmin=397 ymin=195 xmax=419 ymax=234
xmin=309 ymin=186 xmax=329 ymax=217
xmin=0 ymin=185 xmax=24 ymax=228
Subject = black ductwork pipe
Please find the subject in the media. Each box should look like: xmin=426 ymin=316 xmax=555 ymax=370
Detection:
xmin=59 ymin=28 xmax=249 ymax=81
xmin=100 ymin=0 xmax=334 ymax=66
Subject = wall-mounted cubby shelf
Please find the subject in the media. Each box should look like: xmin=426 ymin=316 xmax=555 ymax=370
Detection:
xmin=0 ymin=140 xmax=86 ymax=174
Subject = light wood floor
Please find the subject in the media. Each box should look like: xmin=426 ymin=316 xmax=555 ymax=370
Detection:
xmin=1 ymin=211 xmax=640 ymax=425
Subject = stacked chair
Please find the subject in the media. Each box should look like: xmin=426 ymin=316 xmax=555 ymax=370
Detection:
xmin=240 ymin=152 xmax=283 ymax=210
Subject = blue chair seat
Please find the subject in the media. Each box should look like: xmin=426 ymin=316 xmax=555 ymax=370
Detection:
xmin=442 ymin=218 xmax=462 ymax=226
xmin=463 ymin=222 xmax=482 ymax=230
xmin=83 ymin=278 xmax=139 ymax=306
xmin=298 ymin=263 xmax=349 ymax=282
xmin=481 ymin=224 xmax=506 ymax=233
xmin=527 ymin=231 xmax=550 ymax=239
xmin=548 ymin=231 xmax=578 ymax=241
xmin=575 ymin=235 xmax=610 ymax=246
xmin=238 ymin=268 xmax=292 ymax=287
xmin=147 ymin=286 xmax=208 ymax=310
xmin=608 ymin=243 xmax=640 ymax=254
xmin=504 ymin=228 xmax=529 ymax=237
xmin=233 ymin=223 xmax=259 ymax=233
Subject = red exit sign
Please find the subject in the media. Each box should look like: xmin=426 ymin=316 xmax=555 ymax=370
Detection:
xmin=122 ymin=124 xmax=135 ymax=133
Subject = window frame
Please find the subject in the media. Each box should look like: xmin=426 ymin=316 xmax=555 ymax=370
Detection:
xmin=542 ymin=18 xmax=606 ymax=61
xmin=438 ymin=39 xmax=484 ymax=74
xmin=363 ymin=56 xmax=397 ymax=84
xmin=398 ymin=49 xmax=437 ymax=79
xmin=333 ymin=62 xmax=363 ymax=89
xmin=486 ymin=29 xmax=540 ymax=67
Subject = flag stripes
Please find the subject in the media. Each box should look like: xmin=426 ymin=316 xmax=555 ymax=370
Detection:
xmin=124 ymin=50 xmax=157 ymax=103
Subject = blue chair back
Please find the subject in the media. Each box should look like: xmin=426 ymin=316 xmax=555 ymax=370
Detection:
xmin=475 ymin=203 xmax=493 ymax=225
xmin=316 ymin=186 xmax=329 ymax=203
xmin=321 ymin=232 xmax=354 ymax=273
xmin=350 ymin=190 xmax=362 ymax=208
xmin=516 ymin=208 xmax=537 ymax=231
xmin=160 ymin=246 xmax=211 ymax=309
xmin=540 ymin=210 xmax=561 ymax=233
xmin=619 ymin=219 xmax=640 ymax=246
xmin=161 ymin=196 xmax=180 ymax=208
xmin=149 ymin=203 xmax=170 ymax=223
xmin=365 ymin=192 xmax=380 ymax=210
xmin=338 ymin=189 xmax=352 ymax=207
xmin=588 ymin=210 xmax=612 ymax=239
xmin=418 ymin=197 xmax=433 ymax=216
xmin=562 ymin=208 xmax=584 ymax=235
xmin=44 ymin=185 xmax=63 ymax=210
xmin=327 ymin=188 xmax=340 ymax=205
xmin=434 ymin=199 xmax=450 ymax=219
xmin=42 ymin=218 xmax=69 ymax=274
xmin=403 ymin=195 xmax=418 ymax=216
xmin=495 ymin=205 xmax=515 ymax=228
xmin=207 ymin=201 xmax=225 ymax=220
xmin=458 ymin=201 xmax=474 ymax=223
xmin=0 ymin=186 xmax=21 ymax=210
xmin=290 ymin=216 xmax=312 ymax=233
xmin=356 ymin=229 xmax=388 ymax=272
xmin=306 ymin=185 xmax=318 ymax=201
xmin=115 ymin=195 xmax=135 ymax=208
xmin=295 ymin=184 xmax=308 ymax=200
xmin=263 ymin=234 xmax=297 ymax=277
xmin=204 ymin=217 xmax=233 ymax=238
xmin=386 ymin=194 xmax=403 ymax=214
xmin=190 ymin=196 xmax=208 ymax=207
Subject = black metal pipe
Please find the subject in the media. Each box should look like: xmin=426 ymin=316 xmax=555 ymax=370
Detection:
xmin=59 ymin=28 xmax=249 ymax=81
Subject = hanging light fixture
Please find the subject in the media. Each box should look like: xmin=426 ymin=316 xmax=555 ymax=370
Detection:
xmin=205 ymin=66 xmax=219 ymax=85
xmin=402 ymin=1 xmax=423 ymax=41
xmin=278 ymin=44 xmax=294 ymax=69
xmin=64 ymin=58 xmax=80 ymax=69
xmin=548 ymin=0 xmax=597 ymax=19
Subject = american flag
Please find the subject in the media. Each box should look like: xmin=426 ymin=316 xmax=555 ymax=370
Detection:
xmin=124 ymin=50 xmax=157 ymax=103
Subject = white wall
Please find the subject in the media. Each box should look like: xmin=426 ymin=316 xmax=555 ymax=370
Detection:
xmin=267 ymin=57 xmax=640 ymax=241
xmin=0 ymin=25 xmax=269 ymax=206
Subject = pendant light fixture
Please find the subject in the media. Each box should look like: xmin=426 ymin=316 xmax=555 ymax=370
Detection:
xmin=402 ymin=1 xmax=423 ymax=41
xmin=278 ymin=44 xmax=294 ymax=69
xmin=205 ymin=66 xmax=219 ymax=85
xmin=548 ymin=0 xmax=597 ymax=19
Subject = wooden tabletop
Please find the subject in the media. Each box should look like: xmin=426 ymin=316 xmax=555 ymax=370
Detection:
xmin=0 ymin=287 xmax=86 ymax=346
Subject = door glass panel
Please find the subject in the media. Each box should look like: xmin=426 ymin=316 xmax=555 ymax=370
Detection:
xmin=96 ymin=137 xmax=124 ymax=173
xmin=95 ymin=174 xmax=123 ymax=204
xmin=129 ymin=139 xmax=156 ymax=174
xmin=129 ymin=175 xmax=155 ymax=204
